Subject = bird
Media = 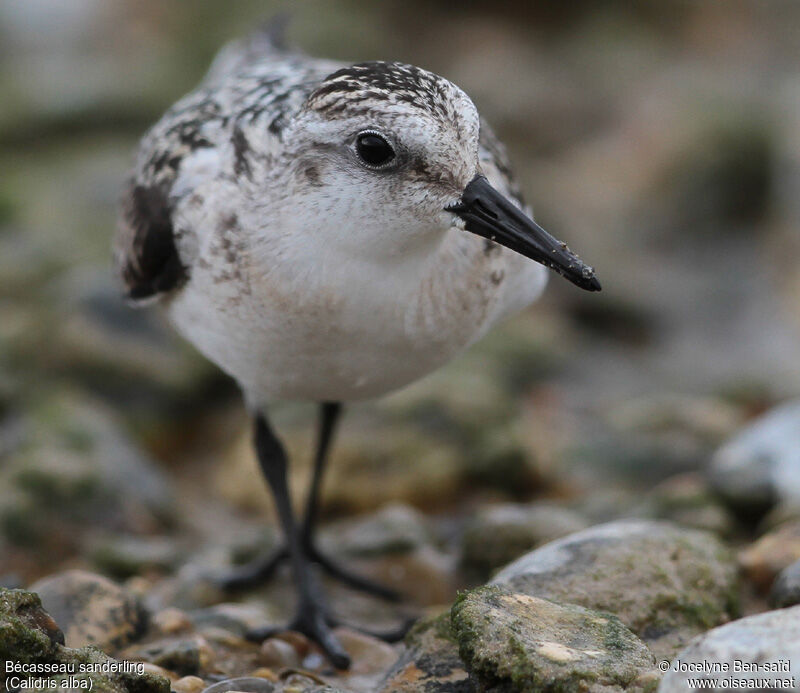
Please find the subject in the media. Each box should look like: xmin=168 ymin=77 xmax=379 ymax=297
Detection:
xmin=114 ymin=18 xmax=601 ymax=669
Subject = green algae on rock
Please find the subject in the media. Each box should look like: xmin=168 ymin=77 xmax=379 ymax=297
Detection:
xmin=451 ymin=586 xmax=659 ymax=693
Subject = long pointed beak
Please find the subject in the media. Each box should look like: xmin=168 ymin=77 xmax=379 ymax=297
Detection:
xmin=446 ymin=174 xmax=601 ymax=292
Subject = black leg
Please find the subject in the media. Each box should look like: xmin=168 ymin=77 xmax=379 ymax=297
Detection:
xmin=246 ymin=412 xmax=350 ymax=669
xmin=300 ymin=401 xmax=342 ymax=547
xmin=300 ymin=403 xmax=400 ymax=601
xmin=216 ymin=403 xmax=399 ymax=600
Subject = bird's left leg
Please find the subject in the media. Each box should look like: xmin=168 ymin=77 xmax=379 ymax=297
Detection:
xmin=298 ymin=402 xmax=400 ymax=601
xmin=218 ymin=402 xmax=399 ymax=600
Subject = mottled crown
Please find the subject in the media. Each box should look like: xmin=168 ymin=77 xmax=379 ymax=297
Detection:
xmin=306 ymin=61 xmax=471 ymax=125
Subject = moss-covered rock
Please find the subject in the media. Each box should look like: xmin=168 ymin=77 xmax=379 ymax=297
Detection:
xmin=490 ymin=520 xmax=739 ymax=660
xmin=451 ymin=586 xmax=659 ymax=692
xmin=0 ymin=588 xmax=168 ymax=693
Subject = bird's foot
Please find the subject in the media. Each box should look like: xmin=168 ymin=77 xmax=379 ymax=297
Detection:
xmin=217 ymin=541 xmax=400 ymax=601
xmin=246 ymin=600 xmax=415 ymax=670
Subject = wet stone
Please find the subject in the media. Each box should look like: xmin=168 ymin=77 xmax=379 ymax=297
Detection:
xmin=490 ymin=519 xmax=739 ymax=660
xmin=451 ymin=586 xmax=658 ymax=693
xmin=30 ymin=570 xmax=147 ymax=652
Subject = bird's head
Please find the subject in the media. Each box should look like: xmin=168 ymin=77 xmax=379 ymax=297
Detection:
xmin=274 ymin=61 xmax=599 ymax=290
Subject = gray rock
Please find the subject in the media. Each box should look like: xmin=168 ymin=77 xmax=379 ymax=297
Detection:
xmin=460 ymin=502 xmax=588 ymax=582
xmin=30 ymin=570 xmax=147 ymax=652
xmin=491 ymin=519 xmax=739 ymax=659
xmin=451 ymin=585 xmax=659 ymax=692
xmin=201 ymin=678 xmax=276 ymax=693
xmin=708 ymin=399 xmax=800 ymax=519
xmin=658 ymin=606 xmax=800 ymax=692
xmin=769 ymin=558 xmax=800 ymax=608
xmin=322 ymin=503 xmax=433 ymax=558
xmin=379 ymin=612 xmax=475 ymax=692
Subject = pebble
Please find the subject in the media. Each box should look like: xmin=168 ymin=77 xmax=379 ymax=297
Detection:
xmin=151 ymin=606 xmax=193 ymax=634
xmin=173 ymin=676 xmax=207 ymax=693
xmin=658 ymin=605 xmax=800 ymax=692
xmin=769 ymin=558 xmax=800 ymax=608
xmin=738 ymin=520 xmax=800 ymax=593
xmin=491 ymin=519 xmax=739 ymax=659
xmin=451 ymin=585 xmax=658 ymax=692
xmin=259 ymin=637 xmax=301 ymax=669
xmin=30 ymin=569 xmax=146 ymax=652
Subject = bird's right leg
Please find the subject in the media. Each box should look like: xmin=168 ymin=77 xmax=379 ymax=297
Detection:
xmin=244 ymin=412 xmax=351 ymax=669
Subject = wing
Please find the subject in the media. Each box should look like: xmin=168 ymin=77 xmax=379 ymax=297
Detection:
xmin=114 ymin=179 xmax=186 ymax=301
xmin=114 ymin=18 xmax=329 ymax=303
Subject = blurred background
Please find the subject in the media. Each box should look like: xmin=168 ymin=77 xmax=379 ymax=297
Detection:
xmin=2 ymin=0 xmax=800 ymax=619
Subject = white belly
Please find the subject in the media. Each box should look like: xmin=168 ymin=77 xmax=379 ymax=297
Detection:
xmin=165 ymin=230 xmax=547 ymax=406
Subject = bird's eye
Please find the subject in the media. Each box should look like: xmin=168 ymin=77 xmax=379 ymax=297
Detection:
xmin=355 ymin=132 xmax=395 ymax=168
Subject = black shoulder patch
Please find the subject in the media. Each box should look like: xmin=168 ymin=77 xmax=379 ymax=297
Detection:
xmin=119 ymin=183 xmax=187 ymax=300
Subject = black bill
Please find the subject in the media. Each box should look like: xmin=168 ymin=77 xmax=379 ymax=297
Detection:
xmin=447 ymin=174 xmax=601 ymax=292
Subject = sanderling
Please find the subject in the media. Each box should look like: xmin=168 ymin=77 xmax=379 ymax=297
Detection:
xmin=114 ymin=19 xmax=600 ymax=668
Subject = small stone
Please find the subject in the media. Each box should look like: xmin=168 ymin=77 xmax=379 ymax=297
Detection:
xmin=151 ymin=607 xmax=193 ymax=634
xmin=460 ymin=501 xmax=588 ymax=581
xmin=491 ymin=519 xmax=739 ymax=660
xmin=248 ymin=668 xmax=279 ymax=682
xmin=658 ymin=606 xmax=800 ymax=692
xmin=769 ymin=558 xmax=800 ymax=608
xmin=378 ymin=611 xmax=472 ymax=692
xmin=30 ymin=570 xmax=146 ymax=652
xmin=451 ymin=586 xmax=656 ymax=692
xmin=333 ymin=627 xmax=398 ymax=686
xmin=201 ymin=676 xmax=277 ymax=693
xmin=259 ymin=637 xmax=301 ymax=669
xmin=125 ymin=636 xmax=206 ymax=677
xmin=739 ymin=520 xmax=800 ymax=593
xmin=173 ymin=676 xmax=207 ymax=693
